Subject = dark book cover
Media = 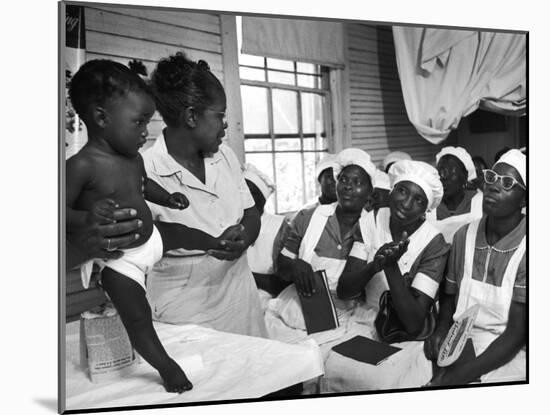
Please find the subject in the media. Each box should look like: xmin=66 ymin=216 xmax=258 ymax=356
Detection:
xmin=332 ymin=335 xmax=402 ymax=365
xmin=298 ymin=270 xmax=339 ymax=335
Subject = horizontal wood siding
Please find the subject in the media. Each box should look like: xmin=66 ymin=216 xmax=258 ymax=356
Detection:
xmin=84 ymin=5 xmax=224 ymax=146
xmin=346 ymin=24 xmax=448 ymax=168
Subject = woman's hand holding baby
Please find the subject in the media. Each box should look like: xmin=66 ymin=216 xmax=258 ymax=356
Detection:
xmin=67 ymin=198 xmax=143 ymax=268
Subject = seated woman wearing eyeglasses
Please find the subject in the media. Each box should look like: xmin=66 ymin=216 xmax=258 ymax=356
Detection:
xmin=427 ymin=146 xmax=483 ymax=243
xmin=424 ymin=149 xmax=526 ymax=386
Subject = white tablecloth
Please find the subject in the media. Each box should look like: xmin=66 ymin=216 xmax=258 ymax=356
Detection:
xmin=63 ymin=320 xmax=324 ymax=411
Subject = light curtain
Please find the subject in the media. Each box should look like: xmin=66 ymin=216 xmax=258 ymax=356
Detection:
xmin=241 ymin=16 xmax=345 ymax=67
xmin=392 ymin=26 xmax=526 ymax=144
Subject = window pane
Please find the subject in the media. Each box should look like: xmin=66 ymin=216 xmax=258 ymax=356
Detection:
xmin=303 ymin=137 xmax=315 ymax=150
xmin=239 ymin=53 xmax=264 ymax=67
xmin=244 ymin=138 xmax=272 ymax=152
xmin=304 ymin=152 xmax=321 ymax=203
xmin=275 ymin=152 xmax=304 ymax=213
xmin=241 ymin=86 xmax=269 ymax=134
xmin=297 ymin=62 xmax=318 ymax=74
xmin=316 ymin=135 xmax=328 ymax=151
xmin=272 ymin=89 xmax=298 ymax=134
xmin=274 ymin=138 xmax=301 ymax=151
xmin=302 ymin=92 xmax=325 ymax=135
xmin=297 ymin=74 xmax=319 ymax=88
xmin=240 ymin=67 xmax=265 ymax=81
xmin=268 ymin=70 xmax=295 ymax=85
xmin=267 ymin=57 xmax=294 ymax=71
xmin=244 ymin=152 xmax=275 ymax=214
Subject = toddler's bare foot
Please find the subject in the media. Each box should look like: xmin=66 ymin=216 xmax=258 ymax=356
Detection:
xmin=160 ymin=359 xmax=193 ymax=393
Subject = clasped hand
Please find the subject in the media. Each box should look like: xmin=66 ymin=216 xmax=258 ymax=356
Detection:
xmin=207 ymin=224 xmax=249 ymax=261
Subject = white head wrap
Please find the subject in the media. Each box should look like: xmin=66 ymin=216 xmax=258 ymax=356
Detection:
xmin=494 ymin=149 xmax=527 ymax=187
xmin=315 ymin=153 xmax=337 ymax=179
xmin=244 ymin=163 xmax=276 ymax=200
xmin=382 ymin=151 xmax=412 ymax=171
xmin=389 ymin=160 xmax=444 ymax=211
xmin=333 ymin=148 xmax=376 ymax=182
xmin=373 ymin=170 xmax=391 ymax=190
xmin=435 ymin=146 xmax=476 ymax=182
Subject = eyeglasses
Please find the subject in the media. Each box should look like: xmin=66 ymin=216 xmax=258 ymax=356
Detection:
xmin=482 ymin=169 xmax=526 ymax=191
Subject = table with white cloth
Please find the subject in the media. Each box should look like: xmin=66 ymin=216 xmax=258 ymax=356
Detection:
xmin=64 ymin=320 xmax=324 ymax=411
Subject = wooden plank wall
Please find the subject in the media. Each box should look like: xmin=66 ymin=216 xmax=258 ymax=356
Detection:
xmin=345 ymin=24 xmax=453 ymax=168
xmin=66 ymin=6 xmax=224 ymax=322
xmin=85 ymin=5 xmax=224 ymax=152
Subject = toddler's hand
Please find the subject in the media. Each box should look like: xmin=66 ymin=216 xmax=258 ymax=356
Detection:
xmin=167 ymin=192 xmax=190 ymax=210
xmin=159 ymin=359 xmax=193 ymax=394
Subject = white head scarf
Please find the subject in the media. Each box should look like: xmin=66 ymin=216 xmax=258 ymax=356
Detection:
xmin=244 ymin=163 xmax=276 ymax=200
xmin=315 ymin=153 xmax=337 ymax=179
xmin=389 ymin=160 xmax=444 ymax=211
xmin=373 ymin=169 xmax=391 ymax=190
xmin=435 ymin=146 xmax=476 ymax=182
xmin=494 ymin=149 xmax=527 ymax=187
xmin=383 ymin=151 xmax=412 ymax=171
xmin=333 ymin=148 xmax=376 ymax=182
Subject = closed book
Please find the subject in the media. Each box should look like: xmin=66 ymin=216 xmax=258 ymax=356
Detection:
xmin=332 ymin=335 xmax=402 ymax=365
xmin=298 ymin=270 xmax=339 ymax=334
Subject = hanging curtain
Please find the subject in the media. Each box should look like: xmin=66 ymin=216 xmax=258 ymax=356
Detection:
xmin=241 ymin=16 xmax=345 ymax=67
xmin=65 ymin=5 xmax=87 ymax=158
xmin=392 ymin=26 xmax=526 ymax=144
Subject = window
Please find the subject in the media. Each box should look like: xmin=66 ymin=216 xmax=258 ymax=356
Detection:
xmin=238 ymin=53 xmax=332 ymax=214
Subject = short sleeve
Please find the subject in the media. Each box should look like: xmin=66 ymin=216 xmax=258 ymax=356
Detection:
xmin=410 ymin=233 xmax=450 ymax=299
xmin=272 ymin=219 xmax=291 ymax=270
xmin=220 ymin=144 xmax=255 ymax=210
xmin=512 ymin=254 xmax=526 ymax=303
xmin=280 ymin=208 xmax=314 ymax=259
xmin=349 ymin=225 xmax=368 ymax=261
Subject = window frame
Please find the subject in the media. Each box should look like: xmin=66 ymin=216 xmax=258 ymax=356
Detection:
xmin=239 ymin=58 xmax=333 ymax=213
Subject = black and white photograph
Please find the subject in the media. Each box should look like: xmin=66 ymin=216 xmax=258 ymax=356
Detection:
xmin=57 ymin=0 xmax=532 ymax=412
xmin=5 ymin=0 xmax=545 ymax=414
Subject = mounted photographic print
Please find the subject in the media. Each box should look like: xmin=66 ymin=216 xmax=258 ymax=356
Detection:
xmin=59 ymin=0 xmax=527 ymax=413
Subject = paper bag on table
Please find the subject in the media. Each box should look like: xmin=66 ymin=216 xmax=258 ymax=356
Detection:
xmin=79 ymin=305 xmax=140 ymax=383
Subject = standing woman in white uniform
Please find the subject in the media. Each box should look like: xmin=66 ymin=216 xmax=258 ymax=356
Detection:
xmin=142 ymin=52 xmax=267 ymax=337
xmin=425 ymin=149 xmax=527 ymax=385
xmin=428 ymin=146 xmax=483 ymax=243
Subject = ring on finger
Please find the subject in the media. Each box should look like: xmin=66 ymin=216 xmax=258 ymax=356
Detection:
xmin=106 ymin=238 xmax=116 ymax=252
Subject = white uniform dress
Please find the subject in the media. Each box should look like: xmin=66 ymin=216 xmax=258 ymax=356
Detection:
xmin=142 ymin=134 xmax=267 ymax=338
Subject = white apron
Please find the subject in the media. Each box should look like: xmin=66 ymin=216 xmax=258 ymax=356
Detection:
xmin=247 ymin=213 xmax=285 ymax=275
xmin=362 ymin=208 xmax=441 ymax=312
xmin=427 ymin=191 xmax=483 ymax=243
xmin=269 ymin=203 xmax=367 ymax=331
xmin=322 ymin=209 xmax=443 ymax=392
xmin=453 ymin=219 xmax=526 ymax=382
